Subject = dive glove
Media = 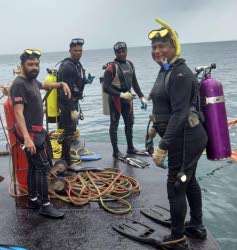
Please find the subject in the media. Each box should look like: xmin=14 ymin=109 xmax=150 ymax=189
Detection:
xmin=145 ymin=127 xmax=157 ymax=155
xmin=2 ymin=86 xmax=9 ymax=96
xmin=152 ymin=147 xmax=168 ymax=169
xmin=146 ymin=139 xmax=154 ymax=155
xmin=140 ymin=97 xmax=148 ymax=110
xmin=71 ymin=110 xmax=79 ymax=121
xmin=85 ymin=73 xmax=95 ymax=84
xmin=120 ymin=92 xmax=134 ymax=100
xmin=0 ymin=175 xmax=4 ymax=182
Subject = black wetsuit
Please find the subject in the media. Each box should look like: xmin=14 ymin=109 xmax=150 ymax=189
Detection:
xmin=10 ymin=76 xmax=51 ymax=204
xmin=103 ymin=58 xmax=144 ymax=153
xmin=150 ymin=59 xmax=208 ymax=238
xmin=57 ymin=58 xmax=86 ymax=166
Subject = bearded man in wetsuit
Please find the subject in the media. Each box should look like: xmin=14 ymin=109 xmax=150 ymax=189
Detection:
xmin=148 ymin=28 xmax=208 ymax=247
xmin=57 ymin=38 xmax=94 ymax=171
xmin=10 ymin=49 xmax=71 ymax=218
xmin=103 ymin=42 xmax=148 ymax=158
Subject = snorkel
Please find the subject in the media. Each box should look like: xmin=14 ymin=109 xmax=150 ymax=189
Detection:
xmin=155 ymin=18 xmax=181 ymax=70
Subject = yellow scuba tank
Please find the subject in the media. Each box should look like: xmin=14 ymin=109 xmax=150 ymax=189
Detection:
xmin=44 ymin=68 xmax=59 ymax=123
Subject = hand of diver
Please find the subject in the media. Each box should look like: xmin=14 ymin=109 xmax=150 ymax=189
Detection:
xmin=2 ymin=86 xmax=9 ymax=96
xmin=120 ymin=92 xmax=134 ymax=100
xmin=140 ymin=97 xmax=148 ymax=110
xmin=152 ymin=147 xmax=168 ymax=169
xmin=61 ymin=82 xmax=71 ymax=99
xmin=24 ymin=136 xmax=36 ymax=155
xmin=85 ymin=73 xmax=95 ymax=84
xmin=71 ymin=110 xmax=79 ymax=121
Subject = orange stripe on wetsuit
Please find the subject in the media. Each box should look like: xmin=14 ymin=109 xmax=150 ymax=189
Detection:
xmin=112 ymin=96 xmax=133 ymax=114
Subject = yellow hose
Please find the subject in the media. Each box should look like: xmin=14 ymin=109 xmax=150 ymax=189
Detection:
xmin=50 ymin=128 xmax=80 ymax=159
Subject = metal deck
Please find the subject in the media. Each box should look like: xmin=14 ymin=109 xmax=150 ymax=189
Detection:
xmin=0 ymin=142 xmax=221 ymax=250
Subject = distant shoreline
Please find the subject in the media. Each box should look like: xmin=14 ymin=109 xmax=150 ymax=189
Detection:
xmin=0 ymin=39 xmax=236 ymax=57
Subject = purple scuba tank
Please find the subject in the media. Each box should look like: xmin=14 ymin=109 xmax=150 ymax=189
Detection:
xmin=196 ymin=64 xmax=231 ymax=160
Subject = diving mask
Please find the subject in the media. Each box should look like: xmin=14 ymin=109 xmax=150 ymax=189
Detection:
xmin=71 ymin=38 xmax=85 ymax=46
xmin=24 ymin=49 xmax=41 ymax=57
xmin=113 ymin=42 xmax=127 ymax=51
xmin=148 ymin=29 xmax=169 ymax=40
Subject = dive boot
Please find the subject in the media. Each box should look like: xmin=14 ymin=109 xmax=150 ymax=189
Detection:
xmin=113 ymin=151 xmax=125 ymax=160
xmin=39 ymin=204 xmax=64 ymax=219
xmin=127 ymin=147 xmax=149 ymax=156
xmin=112 ymin=219 xmax=188 ymax=249
xmin=160 ymin=234 xmax=188 ymax=250
xmin=141 ymin=205 xmax=207 ymax=240
xmin=184 ymin=222 xmax=207 ymax=240
xmin=27 ymin=198 xmax=41 ymax=209
xmin=141 ymin=205 xmax=172 ymax=227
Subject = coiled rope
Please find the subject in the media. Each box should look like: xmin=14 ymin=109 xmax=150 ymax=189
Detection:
xmin=49 ymin=168 xmax=140 ymax=214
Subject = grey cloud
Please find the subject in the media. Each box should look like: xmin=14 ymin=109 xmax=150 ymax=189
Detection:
xmin=0 ymin=0 xmax=236 ymax=55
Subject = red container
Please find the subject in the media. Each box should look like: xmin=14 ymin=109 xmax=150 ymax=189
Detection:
xmin=4 ymin=97 xmax=28 ymax=191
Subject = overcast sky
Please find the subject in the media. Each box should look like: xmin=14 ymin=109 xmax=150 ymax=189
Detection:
xmin=0 ymin=0 xmax=236 ymax=55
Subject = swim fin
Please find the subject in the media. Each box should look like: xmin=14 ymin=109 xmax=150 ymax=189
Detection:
xmin=141 ymin=205 xmax=171 ymax=227
xmin=115 ymin=154 xmax=149 ymax=168
xmin=113 ymin=219 xmax=188 ymax=249
xmin=141 ymin=205 xmax=207 ymax=240
xmin=126 ymin=157 xmax=150 ymax=168
xmin=71 ymin=147 xmax=101 ymax=161
xmin=113 ymin=219 xmax=163 ymax=247
xmin=79 ymin=154 xmax=102 ymax=162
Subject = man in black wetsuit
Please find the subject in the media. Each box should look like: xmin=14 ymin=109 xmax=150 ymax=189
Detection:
xmin=10 ymin=49 xmax=71 ymax=218
xmin=57 ymin=38 xmax=94 ymax=171
xmin=103 ymin=42 xmax=147 ymax=158
xmin=148 ymin=28 xmax=208 ymax=247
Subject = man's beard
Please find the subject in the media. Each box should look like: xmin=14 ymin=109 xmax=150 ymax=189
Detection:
xmin=25 ymin=70 xmax=39 ymax=80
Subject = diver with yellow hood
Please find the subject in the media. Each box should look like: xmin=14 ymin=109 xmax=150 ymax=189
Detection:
xmin=150 ymin=19 xmax=207 ymax=247
xmin=148 ymin=19 xmax=207 ymax=246
xmin=114 ymin=19 xmax=208 ymax=249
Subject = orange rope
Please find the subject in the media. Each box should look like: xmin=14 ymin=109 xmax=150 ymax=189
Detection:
xmin=228 ymin=119 xmax=237 ymax=161
xmin=228 ymin=119 xmax=237 ymax=127
xmin=49 ymin=168 xmax=140 ymax=214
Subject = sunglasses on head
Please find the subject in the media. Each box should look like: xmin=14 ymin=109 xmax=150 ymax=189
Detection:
xmin=71 ymin=38 xmax=85 ymax=45
xmin=24 ymin=49 xmax=41 ymax=57
xmin=148 ymin=29 xmax=168 ymax=40
xmin=114 ymin=42 xmax=127 ymax=50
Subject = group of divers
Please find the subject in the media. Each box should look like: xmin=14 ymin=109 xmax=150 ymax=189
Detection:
xmin=5 ymin=18 xmax=225 ymax=249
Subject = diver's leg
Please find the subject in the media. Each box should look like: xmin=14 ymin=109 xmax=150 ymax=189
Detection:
xmin=121 ymin=100 xmax=135 ymax=152
xmin=186 ymin=166 xmax=203 ymax=225
xmin=26 ymin=156 xmax=41 ymax=208
xmin=185 ymin=166 xmax=207 ymax=239
xmin=58 ymin=103 xmax=76 ymax=167
xmin=159 ymin=169 xmax=188 ymax=249
xmin=167 ymin=168 xmax=187 ymax=239
xmin=109 ymin=96 xmax=121 ymax=155
xmin=33 ymin=147 xmax=64 ymax=218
